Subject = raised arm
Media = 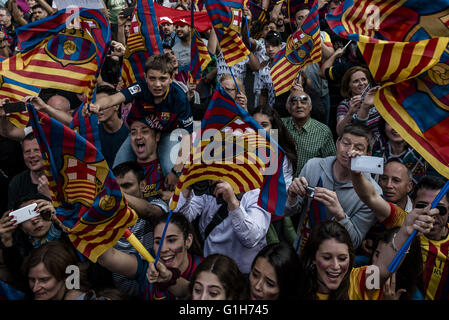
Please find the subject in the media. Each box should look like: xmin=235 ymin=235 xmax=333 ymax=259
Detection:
xmin=374 ymin=205 xmax=435 ymax=286
xmin=97 ymin=247 xmax=139 ymax=279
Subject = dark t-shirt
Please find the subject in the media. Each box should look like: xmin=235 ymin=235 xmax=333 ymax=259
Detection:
xmin=7 ymin=169 xmax=38 ymax=210
xmin=121 ymin=80 xmax=193 ymax=134
xmin=99 ymin=122 xmax=129 ymax=169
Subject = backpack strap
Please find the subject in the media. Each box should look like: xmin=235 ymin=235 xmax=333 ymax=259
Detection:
xmin=203 ymin=193 xmax=244 ymax=240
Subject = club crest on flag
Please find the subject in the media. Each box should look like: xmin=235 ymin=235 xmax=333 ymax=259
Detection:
xmin=60 ymin=155 xmax=108 ymax=207
xmin=230 ymin=9 xmax=243 ymax=32
xmin=44 ymin=29 xmax=97 ymax=67
xmin=99 ymin=194 xmax=117 ymax=211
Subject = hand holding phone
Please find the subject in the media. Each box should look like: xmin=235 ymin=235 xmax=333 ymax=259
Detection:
xmin=9 ymin=203 xmax=39 ymax=225
xmin=350 ymin=156 xmax=384 ymax=175
xmin=3 ymin=101 xmax=26 ymax=114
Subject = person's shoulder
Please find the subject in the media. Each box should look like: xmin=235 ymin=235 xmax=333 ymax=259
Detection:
xmin=9 ymin=169 xmax=30 ymax=184
xmin=309 ymin=118 xmax=332 ymax=132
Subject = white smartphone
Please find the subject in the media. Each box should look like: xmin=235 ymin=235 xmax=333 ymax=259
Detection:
xmin=9 ymin=203 xmax=39 ymax=225
xmin=351 ymin=156 xmax=384 ymax=175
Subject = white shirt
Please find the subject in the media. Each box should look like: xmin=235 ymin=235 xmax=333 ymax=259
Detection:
xmin=173 ymin=188 xmax=271 ymax=274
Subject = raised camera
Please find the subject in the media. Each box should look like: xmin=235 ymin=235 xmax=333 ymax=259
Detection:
xmin=305 ymin=186 xmax=315 ymax=198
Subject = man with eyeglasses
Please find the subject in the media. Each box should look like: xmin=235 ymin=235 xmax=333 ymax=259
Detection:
xmin=282 ymin=90 xmax=335 ymax=175
xmin=350 ymin=157 xmax=449 ymax=300
xmin=285 ymin=123 xmax=381 ymax=253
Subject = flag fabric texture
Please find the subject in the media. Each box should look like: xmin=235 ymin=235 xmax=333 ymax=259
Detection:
xmin=27 ymin=104 xmax=137 ymax=263
xmin=0 ymin=54 xmax=40 ymax=129
xmin=121 ymin=0 xmax=163 ymax=88
xmin=326 ymin=0 xmax=449 ymax=178
xmin=170 ymin=84 xmax=287 ymax=216
xmin=0 ymin=280 xmax=25 ymax=300
xmin=0 ymin=8 xmax=110 ymax=103
xmin=154 ymin=2 xmax=212 ymax=32
xmin=189 ymin=30 xmax=212 ymax=83
xmin=270 ymin=0 xmax=321 ymax=95
xmin=205 ymin=0 xmax=251 ymax=66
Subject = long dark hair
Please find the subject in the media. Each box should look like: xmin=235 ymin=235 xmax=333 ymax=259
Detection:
xmin=251 ymin=242 xmax=302 ymax=300
xmin=299 ymin=221 xmax=354 ymax=300
xmin=251 ymin=105 xmax=298 ymax=176
xmin=152 ymin=211 xmax=203 ymax=257
xmin=189 ymin=254 xmax=248 ymax=300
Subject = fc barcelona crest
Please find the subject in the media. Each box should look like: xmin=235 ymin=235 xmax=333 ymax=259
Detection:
xmin=44 ymin=29 xmax=97 ymax=67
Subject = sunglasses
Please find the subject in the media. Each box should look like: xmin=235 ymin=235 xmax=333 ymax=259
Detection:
xmin=291 ymin=95 xmax=310 ymax=104
xmin=415 ymin=201 xmax=448 ymax=216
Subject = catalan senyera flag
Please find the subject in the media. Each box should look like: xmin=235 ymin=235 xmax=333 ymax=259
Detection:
xmin=189 ymin=29 xmax=212 ymax=84
xmin=206 ymin=0 xmax=251 ymax=66
xmin=170 ymin=84 xmax=287 ymax=216
xmin=271 ymin=0 xmax=321 ymax=95
xmin=27 ymin=104 xmax=137 ymax=263
xmin=121 ymin=0 xmax=163 ymax=88
xmin=0 ymin=55 xmax=40 ymax=129
xmin=326 ymin=0 xmax=449 ymax=179
xmin=0 ymin=8 xmax=110 ymax=103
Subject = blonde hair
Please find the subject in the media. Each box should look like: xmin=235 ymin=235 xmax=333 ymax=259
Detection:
xmin=219 ymin=74 xmax=245 ymax=95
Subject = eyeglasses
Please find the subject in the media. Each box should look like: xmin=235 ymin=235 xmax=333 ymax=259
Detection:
xmin=415 ymin=201 xmax=448 ymax=216
xmin=291 ymin=95 xmax=310 ymax=104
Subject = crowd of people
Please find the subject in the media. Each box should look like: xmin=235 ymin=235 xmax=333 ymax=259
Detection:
xmin=0 ymin=0 xmax=447 ymax=301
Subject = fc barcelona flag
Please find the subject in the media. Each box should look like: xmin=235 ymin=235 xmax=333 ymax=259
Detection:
xmin=0 ymin=8 xmax=110 ymax=103
xmin=327 ymin=0 xmax=449 ymax=178
xmin=189 ymin=29 xmax=212 ymax=84
xmin=121 ymin=0 xmax=163 ymax=88
xmin=0 ymin=55 xmax=40 ymax=129
xmin=206 ymin=0 xmax=251 ymax=66
xmin=170 ymin=84 xmax=287 ymax=216
xmin=271 ymin=0 xmax=321 ymax=95
xmin=27 ymin=104 xmax=137 ymax=263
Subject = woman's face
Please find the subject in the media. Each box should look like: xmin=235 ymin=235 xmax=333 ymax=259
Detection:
xmin=253 ymin=113 xmax=273 ymax=133
xmin=313 ymin=239 xmax=350 ymax=293
xmin=29 ymin=262 xmax=65 ymax=300
xmin=249 ymin=257 xmax=280 ymax=300
xmin=154 ymin=223 xmax=192 ymax=272
xmin=192 ymin=271 xmax=227 ymax=300
xmin=385 ymin=123 xmax=404 ymax=143
xmin=220 ymin=78 xmax=237 ymax=99
xmin=348 ymin=71 xmax=369 ymax=96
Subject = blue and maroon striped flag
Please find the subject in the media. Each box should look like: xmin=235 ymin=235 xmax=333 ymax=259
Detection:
xmin=205 ymin=0 xmax=250 ymax=66
xmin=170 ymin=84 xmax=287 ymax=216
xmin=121 ymin=0 xmax=163 ymax=88
xmin=326 ymin=0 xmax=449 ymax=179
xmin=189 ymin=29 xmax=212 ymax=84
xmin=271 ymin=0 xmax=321 ymax=95
xmin=27 ymin=104 xmax=137 ymax=263
xmin=1 ymin=8 xmax=110 ymax=104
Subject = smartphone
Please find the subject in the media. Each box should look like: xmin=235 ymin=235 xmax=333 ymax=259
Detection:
xmin=9 ymin=203 xmax=39 ymax=225
xmin=3 ymin=101 xmax=26 ymax=114
xmin=122 ymin=6 xmax=134 ymax=18
xmin=351 ymin=156 xmax=384 ymax=175
xmin=361 ymin=83 xmax=372 ymax=102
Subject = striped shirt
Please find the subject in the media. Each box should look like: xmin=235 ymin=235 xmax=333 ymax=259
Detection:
xmin=138 ymin=159 xmax=165 ymax=201
xmin=336 ymin=98 xmax=381 ymax=139
xmin=282 ymin=117 xmax=336 ymax=175
xmin=382 ymin=203 xmax=449 ymax=300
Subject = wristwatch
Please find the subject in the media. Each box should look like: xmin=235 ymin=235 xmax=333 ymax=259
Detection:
xmin=171 ymin=167 xmax=183 ymax=177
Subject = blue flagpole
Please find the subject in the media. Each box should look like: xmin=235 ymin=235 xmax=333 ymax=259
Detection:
xmin=149 ymin=210 xmax=173 ymax=292
xmin=388 ymin=180 xmax=449 ymax=273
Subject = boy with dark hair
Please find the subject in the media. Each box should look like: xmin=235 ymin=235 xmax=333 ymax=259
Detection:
xmin=84 ymin=53 xmax=193 ymax=191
